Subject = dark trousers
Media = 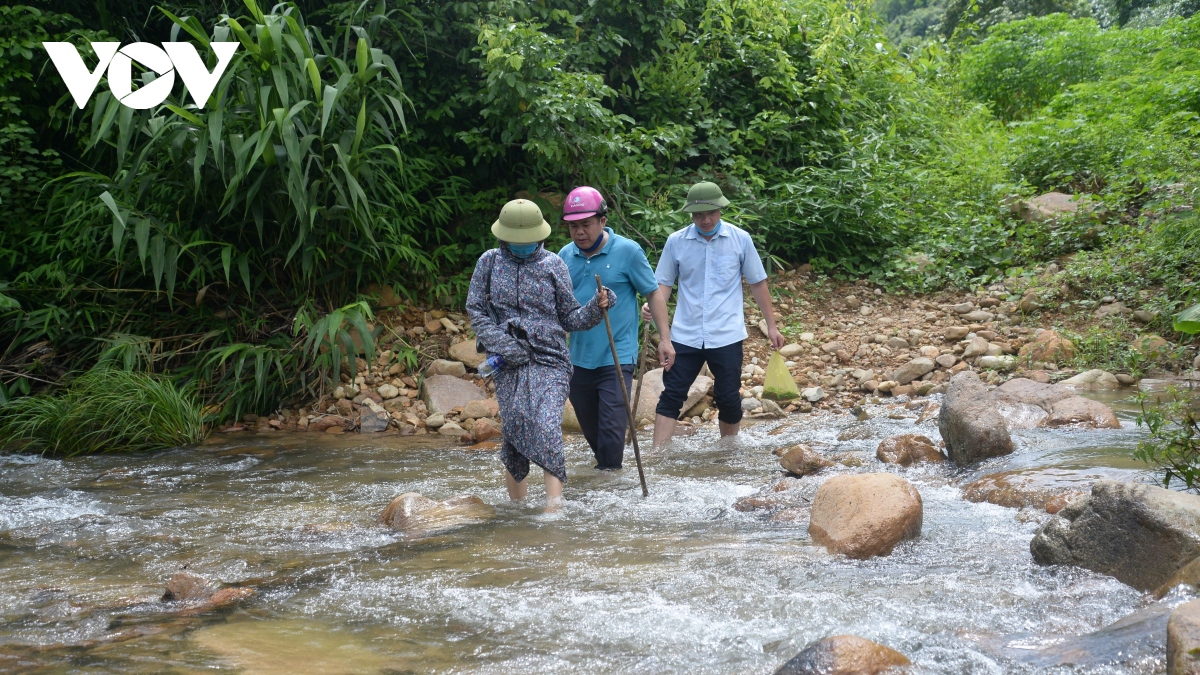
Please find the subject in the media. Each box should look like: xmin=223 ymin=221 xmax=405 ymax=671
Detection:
xmin=656 ymin=340 xmax=744 ymax=425
xmin=569 ymin=364 xmax=635 ymax=469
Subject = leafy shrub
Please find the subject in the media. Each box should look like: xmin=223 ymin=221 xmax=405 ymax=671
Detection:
xmin=0 ymin=368 xmax=206 ymax=455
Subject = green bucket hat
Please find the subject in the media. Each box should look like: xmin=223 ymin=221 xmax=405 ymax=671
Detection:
xmin=680 ymin=181 xmax=730 ymax=213
xmin=492 ymin=199 xmax=552 ymax=243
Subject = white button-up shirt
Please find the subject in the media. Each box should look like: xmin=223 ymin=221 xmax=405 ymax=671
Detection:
xmin=654 ymin=221 xmax=767 ymax=349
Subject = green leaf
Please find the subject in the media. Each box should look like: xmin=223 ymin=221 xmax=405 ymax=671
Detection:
xmin=99 ymin=191 xmax=126 ymax=258
xmin=1175 ymin=303 xmax=1200 ymax=335
xmin=321 ymin=84 xmax=338 ymax=136
xmin=238 ymin=253 xmax=251 ymax=297
xmin=221 ymin=246 xmax=233 ymax=284
xmin=135 ymin=219 xmax=151 ymax=268
xmin=150 ymin=234 xmax=166 ymax=291
xmin=158 ymin=7 xmax=211 ymax=48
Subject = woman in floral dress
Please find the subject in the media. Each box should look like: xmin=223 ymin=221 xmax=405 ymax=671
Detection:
xmin=466 ymin=199 xmax=614 ymax=507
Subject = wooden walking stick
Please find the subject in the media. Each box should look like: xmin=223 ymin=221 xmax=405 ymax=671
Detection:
xmin=595 ymin=275 xmax=649 ymax=497
xmin=627 ymin=321 xmax=650 ymax=445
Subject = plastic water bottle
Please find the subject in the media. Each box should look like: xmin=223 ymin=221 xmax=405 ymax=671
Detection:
xmin=477 ymin=354 xmax=506 ymax=378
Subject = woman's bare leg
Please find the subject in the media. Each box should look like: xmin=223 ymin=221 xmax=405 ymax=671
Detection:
xmin=543 ymin=471 xmax=564 ymax=511
xmin=505 ymin=469 xmax=528 ymax=501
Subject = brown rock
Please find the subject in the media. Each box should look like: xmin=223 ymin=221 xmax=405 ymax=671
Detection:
xmin=201 ymin=587 xmax=256 ymax=611
xmin=962 ymin=467 xmax=1133 ymax=512
xmin=1018 ymin=330 xmax=1077 ymax=363
xmin=991 ymin=378 xmax=1120 ymax=429
xmin=378 ymin=492 xmax=494 ymax=536
xmin=463 ymin=398 xmax=500 ymax=420
xmin=471 ymin=418 xmax=500 ymax=443
xmin=426 ymin=359 xmax=467 ymax=377
xmin=939 ymin=372 xmax=1014 ymax=465
xmin=775 ymin=634 xmax=911 ymax=675
xmin=163 ymin=572 xmax=213 ymax=602
xmin=809 ymin=473 xmax=923 ymax=559
xmin=780 ymin=445 xmax=834 ymax=476
xmin=1168 ymin=599 xmax=1200 ymax=675
xmin=734 ymin=495 xmax=791 ymax=512
xmin=425 ymin=319 xmax=444 ymax=334
xmin=1043 ymin=395 xmax=1120 ymax=429
xmin=421 ymin=374 xmax=486 ymax=415
xmin=945 ymin=326 xmax=970 ymax=340
xmin=1132 ymin=334 xmax=1170 ymax=358
xmin=962 ymin=336 xmax=990 ymax=359
xmin=448 ymin=340 xmax=487 ymax=369
xmin=875 ymin=434 xmax=945 ymax=466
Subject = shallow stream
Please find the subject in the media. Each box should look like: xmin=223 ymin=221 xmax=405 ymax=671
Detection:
xmin=0 ymin=392 xmax=1193 ymax=673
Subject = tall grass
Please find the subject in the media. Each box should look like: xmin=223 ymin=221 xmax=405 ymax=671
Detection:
xmin=0 ymin=368 xmax=206 ymax=456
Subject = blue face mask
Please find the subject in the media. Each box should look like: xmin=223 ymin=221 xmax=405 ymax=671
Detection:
xmin=696 ymin=220 xmax=721 ymax=237
xmin=507 ymin=242 xmax=539 ymax=258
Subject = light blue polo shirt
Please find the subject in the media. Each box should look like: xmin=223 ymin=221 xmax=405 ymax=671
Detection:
xmin=654 ymin=221 xmax=767 ymax=350
xmin=560 ymin=228 xmax=660 ymax=368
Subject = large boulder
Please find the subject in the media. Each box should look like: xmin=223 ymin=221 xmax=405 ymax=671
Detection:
xmin=377 ymin=492 xmax=494 ymax=536
xmin=891 ymin=357 xmax=935 ymax=385
xmin=562 ymin=400 xmax=581 ymax=433
xmin=1012 ymin=191 xmax=1090 ymax=223
xmin=1030 ymin=480 xmax=1200 ymax=591
xmin=938 ymin=372 xmax=1014 ymax=465
xmin=448 ymin=340 xmax=487 ymax=369
xmin=421 ymin=374 xmax=486 ymax=415
xmin=1017 ymin=329 xmax=1078 ymax=363
xmin=1169 ymin=600 xmax=1200 ymax=675
xmin=991 ymin=378 xmax=1120 ymax=429
xmin=779 ymin=445 xmax=834 ymax=476
xmin=809 ymin=473 xmax=923 ymax=559
xmin=962 ymin=467 xmax=1134 ymax=513
xmin=875 ymin=434 xmax=945 ymax=466
xmin=775 ymin=635 xmax=910 ymax=675
xmin=633 ymin=368 xmax=712 ymax=425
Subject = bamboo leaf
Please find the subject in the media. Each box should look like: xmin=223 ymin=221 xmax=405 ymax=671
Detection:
xmin=221 ymin=246 xmax=233 ymax=284
xmin=165 ymin=244 xmax=180 ymax=299
xmin=135 ymin=219 xmax=151 ymax=268
xmin=306 ymin=58 xmax=322 ymax=103
xmin=99 ymin=191 xmax=126 ymax=257
xmin=326 ymin=309 xmax=344 ymax=354
xmin=238 ymin=253 xmax=251 ymax=297
xmin=150 ymin=234 xmax=166 ymax=291
xmin=348 ymin=309 xmax=375 ymax=366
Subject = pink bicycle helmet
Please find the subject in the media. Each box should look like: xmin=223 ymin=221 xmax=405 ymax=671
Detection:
xmin=562 ymin=186 xmax=608 ymax=221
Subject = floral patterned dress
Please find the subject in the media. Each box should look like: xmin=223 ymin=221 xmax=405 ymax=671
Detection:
xmin=466 ymin=245 xmax=613 ymax=483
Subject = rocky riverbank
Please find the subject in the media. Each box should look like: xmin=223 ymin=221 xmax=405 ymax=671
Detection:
xmin=215 ymin=264 xmax=1199 ymax=441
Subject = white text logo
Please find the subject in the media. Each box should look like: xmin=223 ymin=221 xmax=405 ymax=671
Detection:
xmin=43 ymin=42 xmax=239 ymax=110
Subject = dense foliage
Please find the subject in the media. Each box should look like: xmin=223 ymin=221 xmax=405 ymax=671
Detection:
xmin=0 ymin=0 xmax=1197 ymax=428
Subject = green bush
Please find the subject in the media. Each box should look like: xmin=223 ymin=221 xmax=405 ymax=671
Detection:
xmin=0 ymin=368 xmax=206 ymax=455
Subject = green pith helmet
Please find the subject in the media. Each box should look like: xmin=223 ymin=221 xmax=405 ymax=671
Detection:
xmin=491 ymin=199 xmax=552 ymax=243
xmin=680 ymin=181 xmax=730 ymax=213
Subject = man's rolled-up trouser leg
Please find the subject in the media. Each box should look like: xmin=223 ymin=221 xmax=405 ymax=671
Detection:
xmin=703 ymin=341 xmax=745 ymax=425
xmin=655 ymin=342 xmax=706 ymax=420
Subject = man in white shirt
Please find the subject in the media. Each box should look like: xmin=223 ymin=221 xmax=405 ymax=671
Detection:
xmin=643 ymin=182 xmax=784 ymax=448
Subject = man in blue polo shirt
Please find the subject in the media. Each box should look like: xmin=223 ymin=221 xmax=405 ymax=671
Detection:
xmin=644 ymin=181 xmax=784 ymax=449
xmin=559 ymin=186 xmax=672 ymax=470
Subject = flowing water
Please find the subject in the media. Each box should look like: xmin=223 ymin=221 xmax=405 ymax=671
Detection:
xmin=0 ymin=392 xmax=1194 ymax=674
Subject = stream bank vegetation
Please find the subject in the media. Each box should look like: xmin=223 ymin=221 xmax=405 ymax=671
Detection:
xmin=0 ymin=0 xmax=1197 ymax=458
